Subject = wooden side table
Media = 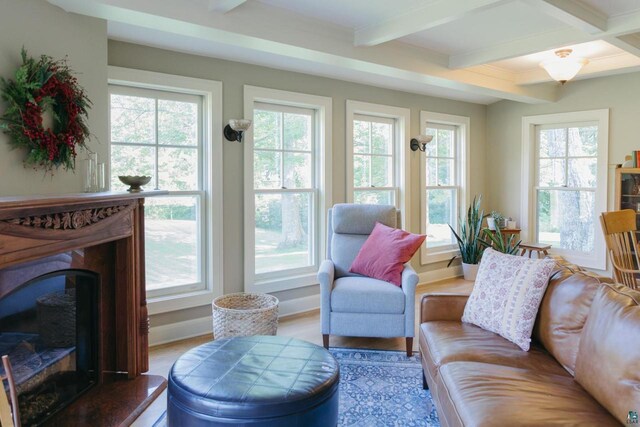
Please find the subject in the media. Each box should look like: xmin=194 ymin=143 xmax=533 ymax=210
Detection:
xmin=519 ymin=243 xmax=551 ymax=258
xmin=482 ymin=228 xmax=521 ymax=242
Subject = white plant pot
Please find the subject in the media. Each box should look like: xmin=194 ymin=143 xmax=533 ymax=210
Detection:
xmin=462 ymin=262 xmax=479 ymax=281
xmin=486 ymin=218 xmax=496 ymax=231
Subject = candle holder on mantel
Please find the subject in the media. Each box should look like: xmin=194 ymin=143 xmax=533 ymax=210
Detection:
xmin=83 ymin=152 xmax=98 ymax=193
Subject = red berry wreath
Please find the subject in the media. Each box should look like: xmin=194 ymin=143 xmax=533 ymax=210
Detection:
xmin=0 ymin=48 xmax=92 ymax=172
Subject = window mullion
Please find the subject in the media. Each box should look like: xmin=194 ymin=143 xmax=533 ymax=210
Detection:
xmin=154 ymin=97 xmax=159 ymax=190
xmin=353 ymin=186 xmax=396 ymax=191
xmin=391 ymin=122 xmax=396 ymax=188
xmin=255 ymin=188 xmax=315 ymax=194
xmin=564 ymin=128 xmax=569 ymax=187
xmin=368 ymin=122 xmax=373 ymax=187
xmin=280 ymin=112 xmax=285 ymax=189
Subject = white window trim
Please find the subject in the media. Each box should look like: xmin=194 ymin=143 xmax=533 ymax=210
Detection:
xmin=108 ymin=66 xmax=224 ymax=315
xmin=521 ymin=109 xmax=609 ymax=270
xmin=420 ymin=111 xmax=470 ymax=265
xmin=109 ymin=85 xmax=206 ymax=300
xmin=243 ymin=85 xmax=332 ymax=293
xmin=346 ymin=100 xmax=411 ymax=230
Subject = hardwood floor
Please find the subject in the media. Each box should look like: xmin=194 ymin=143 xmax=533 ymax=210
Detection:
xmin=132 ymin=277 xmax=470 ymax=426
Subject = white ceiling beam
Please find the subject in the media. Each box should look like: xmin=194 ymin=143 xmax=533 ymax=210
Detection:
xmin=450 ymin=9 xmax=640 ymax=69
xmin=606 ymin=34 xmax=640 ymax=58
xmin=208 ymin=0 xmax=246 ymax=13
xmin=47 ymin=0 xmax=558 ymax=104
xmin=522 ymin=0 xmax=606 ymax=34
xmin=354 ymin=0 xmax=508 ymax=47
xmin=449 ymin=27 xmax=584 ymax=69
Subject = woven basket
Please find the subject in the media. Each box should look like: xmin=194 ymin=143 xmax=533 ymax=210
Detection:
xmin=212 ymin=292 xmax=279 ymax=339
xmin=37 ymin=289 xmax=76 ymax=347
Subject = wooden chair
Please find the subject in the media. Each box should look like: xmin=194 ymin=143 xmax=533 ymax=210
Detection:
xmin=1 ymin=356 xmax=17 ymax=427
xmin=600 ymin=210 xmax=639 ymax=290
xmin=0 ymin=383 xmax=14 ymax=427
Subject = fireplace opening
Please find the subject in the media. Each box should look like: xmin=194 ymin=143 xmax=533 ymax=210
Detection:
xmin=0 ymin=269 xmax=99 ymax=426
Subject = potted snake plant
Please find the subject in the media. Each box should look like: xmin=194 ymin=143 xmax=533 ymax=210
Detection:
xmin=480 ymin=224 xmax=521 ymax=255
xmin=447 ymin=196 xmax=485 ymax=281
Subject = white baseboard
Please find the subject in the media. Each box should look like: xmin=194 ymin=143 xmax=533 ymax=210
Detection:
xmin=418 ymin=265 xmax=463 ymax=285
xmin=278 ymin=293 xmax=320 ymax=317
xmin=149 ymin=269 xmax=464 ymax=347
xmin=149 ymin=293 xmax=321 ymax=347
xmin=149 ymin=316 xmax=213 ymax=347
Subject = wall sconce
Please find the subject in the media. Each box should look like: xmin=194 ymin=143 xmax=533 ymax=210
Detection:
xmin=224 ymin=119 xmax=252 ymax=142
xmin=410 ymin=134 xmax=434 ymax=152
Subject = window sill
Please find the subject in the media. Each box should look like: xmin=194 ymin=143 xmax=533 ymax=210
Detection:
xmin=147 ymin=288 xmax=215 ymax=315
xmin=247 ymin=272 xmax=318 ymax=293
xmin=546 ymin=249 xmax=606 ymax=271
xmin=421 ymin=247 xmax=459 ymax=265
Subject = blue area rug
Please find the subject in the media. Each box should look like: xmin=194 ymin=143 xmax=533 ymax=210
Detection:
xmin=154 ymin=348 xmax=439 ymax=427
xmin=331 ymin=348 xmax=439 ymax=426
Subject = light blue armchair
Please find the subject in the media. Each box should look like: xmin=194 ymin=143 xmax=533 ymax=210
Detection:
xmin=318 ymin=204 xmax=419 ymax=356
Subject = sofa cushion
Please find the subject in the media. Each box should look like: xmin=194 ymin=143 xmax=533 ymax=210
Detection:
xmin=331 ymin=204 xmax=396 ymax=235
xmin=419 ymin=321 xmax=569 ymax=383
xmin=533 ymin=267 xmax=608 ymax=375
xmin=330 ymin=276 xmax=405 ymax=314
xmin=349 ymin=222 xmax=425 ymax=286
xmin=574 ymin=283 xmax=640 ymax=424
xmin=437 ymin=362 xmax=619 ymax=427
xmin=462 ymin=248 xmax=556 ymax=351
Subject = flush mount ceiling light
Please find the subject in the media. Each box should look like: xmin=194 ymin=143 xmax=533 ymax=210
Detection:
xmin=540 ymin=49 xmax=588 ymax=84
xmin=224 ymin=119 xmax=252 ymax=142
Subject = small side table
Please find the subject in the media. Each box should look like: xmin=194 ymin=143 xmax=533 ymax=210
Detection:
xmin=483 ymin=228 xmax=521 ymax=239
xmin=519 ymin=243 xmax=551 ymax=258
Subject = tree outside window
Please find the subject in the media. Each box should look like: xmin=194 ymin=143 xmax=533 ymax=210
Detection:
xmin=253 ymin=105 xmax=315 ymax=275
xmin=109 ymin=87 xmax=205 ymax=297
xmin=536 ymin=125 xmax=598 ymax=253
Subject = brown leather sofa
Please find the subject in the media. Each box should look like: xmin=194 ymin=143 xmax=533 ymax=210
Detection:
xmin=419 ymin=261 xmax=640 ymax=426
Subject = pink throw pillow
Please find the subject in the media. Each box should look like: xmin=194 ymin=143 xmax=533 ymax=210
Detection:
xmin=349 ymin=222 xmax=425 ymax=286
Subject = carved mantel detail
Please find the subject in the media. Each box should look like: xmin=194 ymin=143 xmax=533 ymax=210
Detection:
xmin=2 ymin=205 xmax=129 ymax=230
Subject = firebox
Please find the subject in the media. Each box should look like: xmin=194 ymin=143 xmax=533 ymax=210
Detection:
xmin=0 ymin=262 xmax=99 ymax=426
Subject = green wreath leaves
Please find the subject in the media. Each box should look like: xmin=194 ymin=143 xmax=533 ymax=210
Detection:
xmin=0 ymin=48 xmax=92 ymax=172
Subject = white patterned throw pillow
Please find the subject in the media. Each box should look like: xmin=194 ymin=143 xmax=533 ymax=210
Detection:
xmin=461 ymin=248 xmax=557 ymax=351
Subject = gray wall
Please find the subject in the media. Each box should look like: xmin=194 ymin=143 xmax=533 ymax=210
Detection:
xmin=0 ymin=0 xmax=108 ymax=195
xmin=107 ymin=41 xmax=487 ymax=327
xmin=486 ymin=72 xmax=640 ymax=222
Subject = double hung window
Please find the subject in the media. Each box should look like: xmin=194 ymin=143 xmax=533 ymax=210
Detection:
xmin=252 ymin=103 xmax=316 ymax=277
xmin=346 ymin=100 xmax=411 ymax=230
xmin=420 ymin=111 xmax=469 ymax=264
xmin=108 ymin=67 xmax=223 ymax=310
xmin=522 ymin=110 xmax=608 ymax=269
xmin=244 ymin=86 xmax=332 ymax=292
xmin=424 ymin=123 xmax=458 ymax=251
xmin=351 ymin=114 xmax=397 ymax=205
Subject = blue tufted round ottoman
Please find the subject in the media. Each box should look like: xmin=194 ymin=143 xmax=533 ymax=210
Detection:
xmin=167 ymin=335 xmax=340 ymax=426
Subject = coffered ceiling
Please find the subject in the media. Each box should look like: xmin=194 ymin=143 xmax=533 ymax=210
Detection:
xmin=48 ymin=0 xmax=640 ymax=104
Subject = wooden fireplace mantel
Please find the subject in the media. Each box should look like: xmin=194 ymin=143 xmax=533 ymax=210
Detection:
xmin=0 ymin=190 xmax=168 ymax=208
xmin=0 ymin=190 xmax=168 ymax=426
xmin=0 ymin=190 xmax=166 ymax=268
